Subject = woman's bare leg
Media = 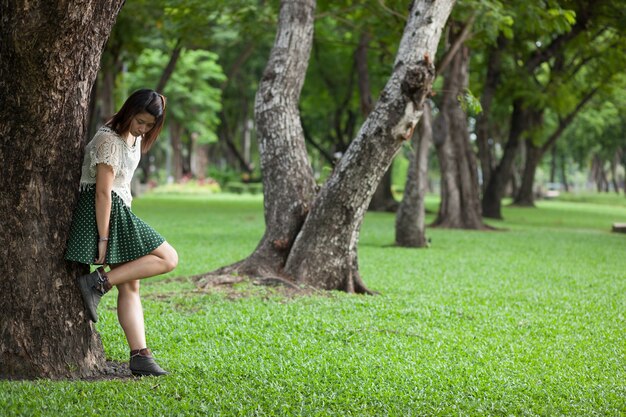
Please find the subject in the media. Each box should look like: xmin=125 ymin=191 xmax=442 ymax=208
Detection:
xmin=116 ymin=279 xmax=146 ymax=350
xmin=106 ymin=242 xmax=178 ymax=286
xmin=106 ymin=242 xmax=177 ymax=350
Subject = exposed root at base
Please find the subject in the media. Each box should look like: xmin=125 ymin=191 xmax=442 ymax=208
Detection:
xmin=352 ymin=272 xmax=378 ymax=295
xmin=82 ymin=361 xmax=134 ymax=381
xmin=192 ymin=272 xmax=323 ymax=299
xmin=429 ymin=221 xmax=504 ymax=232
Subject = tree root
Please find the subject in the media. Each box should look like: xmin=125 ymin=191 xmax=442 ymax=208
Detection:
xmin=193 ymin=255 xmax=378 ymax=297
xmin=352 ymin=271 xmax=378 ymax=295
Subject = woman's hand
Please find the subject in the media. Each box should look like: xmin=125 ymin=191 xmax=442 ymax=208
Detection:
xmin=95 ymin=239 xmax=108 ymax=265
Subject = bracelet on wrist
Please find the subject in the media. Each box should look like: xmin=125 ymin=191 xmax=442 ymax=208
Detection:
xmin=99 ymin=237 xmax=109 ymax=242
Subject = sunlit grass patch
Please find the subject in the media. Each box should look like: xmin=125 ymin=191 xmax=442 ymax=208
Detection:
xmin=1 ymin=192 xmax=625 ymax=416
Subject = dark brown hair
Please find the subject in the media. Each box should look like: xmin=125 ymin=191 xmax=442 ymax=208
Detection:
xmin=106 ymin=89 xmax=167 ymax=153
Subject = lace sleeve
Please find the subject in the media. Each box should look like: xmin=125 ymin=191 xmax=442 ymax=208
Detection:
xmin=88 ymin=131 xmax=123 ymax=178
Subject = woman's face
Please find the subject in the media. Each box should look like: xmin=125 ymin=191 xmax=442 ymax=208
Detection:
xmin=129 ymin=112 xmax=156 ymax=137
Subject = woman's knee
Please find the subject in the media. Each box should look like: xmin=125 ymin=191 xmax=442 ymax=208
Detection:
xmin=118 ymin=280 xmax=141 ymax=295
xmin=158 ymin=242 xmax=178 ymax=273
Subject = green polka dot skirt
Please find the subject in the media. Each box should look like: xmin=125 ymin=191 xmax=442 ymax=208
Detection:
xmin=65 ymin=185 xmax=165 ymax=265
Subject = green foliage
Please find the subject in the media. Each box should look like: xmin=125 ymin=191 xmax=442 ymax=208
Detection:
xmin=3 ymin=195 xmax=626 ymax=415
xmin=222 ymin=182 xmax=263 ymax=195
xmin=100 ymin=0 xmax=626 ymax=187
xmin=457 ymin=88 xmax=483 ymax=116
xmin=125 ymin=48 xmax=225 ymax=144
xmin=149 ymin=180 xmax=222 ymax=195
xmin=455 ymin=0 xmax=514 ymax=44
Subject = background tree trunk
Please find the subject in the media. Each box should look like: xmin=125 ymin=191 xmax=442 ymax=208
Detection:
xmin=192 ymin=138 xmax=209 ymax=180
xmin=550 ymin=145 xmax=557 ymax=184
xmin=369 ymin=169 xmax=398 ymax=212
xmin=512 ymin=87 xmax=598 ymax=206
xmin=431 ymin=39 xmax=485 ymax=229
xmin=203 ymin=0 xmax=318 ymax=279
xmin=560 ymin=153 xmax=570 ymax=192
xmin=482 ymin=100 xmax=534 ymax=219
xmin=475 ymin=35 xmax=505 ymax=193
xmin=0 ymin=0 xmax=124 ymax=379
xmin=195 ymin=0 xmax=455 ymax=293
xmin=513 ymin=141 xmax=542 ymax=206
xmin=155 ymin=40 xmax=183 ymax=94
xmin=170 ymin=121 xmax=184 ymax=182
xmin=611 ymin=151 xmax=621 ymax=194
xmin=395 ymin=101 xmax=433 ymax=247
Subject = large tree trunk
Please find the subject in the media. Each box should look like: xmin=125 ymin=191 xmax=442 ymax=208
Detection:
xmin=196 ymin=0 xmax=454 ymax=292
xmin=204 ymin=0 xmax=318 ymax=279
xmin=358 ymin=32 xmax=398 ymax=213
xmin=431 ymin=38 xmax=485 ymax=229
xmin=395 ymin=101 xmax=433 ymax=247
xmin=0 ymin=0 xmax=124 ymax=379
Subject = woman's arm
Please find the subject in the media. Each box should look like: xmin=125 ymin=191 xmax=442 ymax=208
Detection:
xmin=94 ymin=163 xmax=115 ymax=265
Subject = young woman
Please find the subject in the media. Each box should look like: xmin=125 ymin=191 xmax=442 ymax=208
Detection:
xmin=66 ymin=89 xmax=178 ymax=377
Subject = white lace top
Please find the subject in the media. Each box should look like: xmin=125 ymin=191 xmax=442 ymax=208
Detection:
xmin=79 ymin=126 xmax=141 ymax=207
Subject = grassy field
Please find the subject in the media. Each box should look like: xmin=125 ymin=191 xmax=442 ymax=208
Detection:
xmin=2 ymin=192 xmax=625 ymax=416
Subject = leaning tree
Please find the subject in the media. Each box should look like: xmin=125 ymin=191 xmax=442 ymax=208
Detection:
xmin=0 ymin=0 xmax=124 ymax=379
xmin=195 ymin=0 xmax=455 ymax=292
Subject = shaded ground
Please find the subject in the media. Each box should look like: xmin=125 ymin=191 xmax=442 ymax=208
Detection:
xmin=192 ymin=274 xmax=325 ymax=300
xmin=1 ymin=361 xmax=133 ymax=382
xmin=82 ymin=361 xmax=134 ymax=381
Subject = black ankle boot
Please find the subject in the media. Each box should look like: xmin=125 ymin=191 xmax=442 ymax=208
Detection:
xmin=77 ymin=267 xmax=111 ymax=322
xmin=129 ymin=348 xmax=169 ymax=377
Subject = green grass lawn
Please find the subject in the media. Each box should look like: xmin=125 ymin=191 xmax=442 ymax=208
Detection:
xmin=2 ymin=192 xmax=625 ymax=416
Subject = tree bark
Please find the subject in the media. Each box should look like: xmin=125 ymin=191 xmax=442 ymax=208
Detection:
xmin=355 ymin=31 xmax=374 ymax=117
xmin=482 ymin=100 xmax=535 ymax=219
xmin=170 ymin=121 xmax=184 ymax=182
xmin=592 ymin=155 xmax=609 ymax=192
xmin=610 ymin=153 xmax=619 ymax=194
xmin=218 ymin=111 xmax=254 ymax=173
xmin=431 ymin=36 xmax=485 ymax=229
xmin=395 ymin=101 xmax=433 ymax=247
xmin=560 ymin=153 xmax=570 ymax=192
xmin=356 ymin=31 xmax=398 ymax=213
xmin=550 ymin=145 xmax=557 ymax=183
xmin=204 ymin=0 xmax=319 ymax=279
xmin=88 ymin=37 xmax=123 ymax=140
xmin=192 ymin=138 xmax=210 ymax=180
xmin=513 ymin=142 xmax=542 ymax=206
xmin=155 ymin=39 xmax=183 ymax=94
xmin=196 ymin=0 xmax=455 ymax=292
xmin=0 ymin=0 xmax=124 ymax=379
